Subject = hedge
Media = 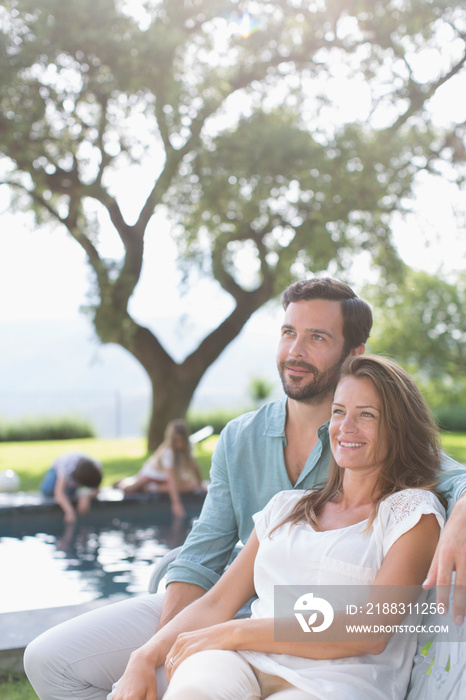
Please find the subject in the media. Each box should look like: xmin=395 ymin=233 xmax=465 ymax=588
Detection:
xmin=0 ymin=416 xmax=96 ymax=442
xmin=186 ymin=407 xmax=250 ymax=436
xmin=433 ymin=406 xmax=466 ymax=433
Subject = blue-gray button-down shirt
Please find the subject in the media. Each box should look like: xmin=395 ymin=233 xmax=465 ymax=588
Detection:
xmin=166 ymin=396 xmax=466 ymax=590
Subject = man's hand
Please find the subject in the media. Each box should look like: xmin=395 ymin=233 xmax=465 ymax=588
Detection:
xmin=110 ymin=649 xmax=158 ymax=700
xmin=423 ymin=495 xmax=466 ymax=624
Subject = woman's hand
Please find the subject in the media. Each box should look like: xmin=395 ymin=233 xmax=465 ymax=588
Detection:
xmin=165 ymin=622 xmax=238 ymax=681
xmin=171 ymin=500 xmax=186 ymax=519
xmin=110 ymin=649 xmax=159 ymax=700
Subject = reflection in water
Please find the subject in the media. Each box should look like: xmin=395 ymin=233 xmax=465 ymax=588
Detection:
xmin=0 ymin=516 xmax=192 ymax=613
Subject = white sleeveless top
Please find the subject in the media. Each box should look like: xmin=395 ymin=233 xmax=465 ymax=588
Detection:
xmin=240 ymin=488 xmax=445 ymax=700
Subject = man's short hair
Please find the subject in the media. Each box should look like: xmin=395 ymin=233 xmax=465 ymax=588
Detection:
xmin=281 ymin=278 xmax=372 ymax=351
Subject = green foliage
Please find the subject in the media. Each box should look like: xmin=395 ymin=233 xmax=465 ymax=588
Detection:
xmin=248 ymin=376 xmax=274 ymax=405
xmin=365 ymin=268 xmax=466 ymax=404
xmin=0 ymin=415 xmax=95 ymax=442
xmin=186 ymin=408 xmax=244 ymax=436
xmin=434 ymin=406 xmax=466 ymax=433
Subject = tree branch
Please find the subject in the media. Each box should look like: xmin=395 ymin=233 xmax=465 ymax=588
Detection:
xmin=389 ymin=48 xmax=466 ymax=133
xmin=181 ymin=280 xmax=274 ymax=376
xmin=154 ymin=98 xmax=173 ymax=155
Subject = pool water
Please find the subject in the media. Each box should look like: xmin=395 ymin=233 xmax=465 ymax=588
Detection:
xmin=0 ymin=516 xmax=192 ymax=614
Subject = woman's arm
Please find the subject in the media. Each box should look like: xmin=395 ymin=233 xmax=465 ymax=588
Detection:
xmin=110 ymin=529 xmax=259 ymax=700
xmin=163 ymin=467 xmax=186 ymax=518
xmin=166 ymin=513 xmax=441 ymax=675
xmin=164 ymin=426 xmax=254 ymax=613
xmin=189 ymin=457 xmax=205 ymax=489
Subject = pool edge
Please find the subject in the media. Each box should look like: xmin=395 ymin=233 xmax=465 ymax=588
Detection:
xmin=0 ymin=593 xmax=132 ymax=675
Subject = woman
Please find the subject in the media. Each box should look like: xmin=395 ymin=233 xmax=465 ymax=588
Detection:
xmin=114 ymin=420 xmax=205 ymax=518
xmin=112 ymin=355 xmax=445 ymax=700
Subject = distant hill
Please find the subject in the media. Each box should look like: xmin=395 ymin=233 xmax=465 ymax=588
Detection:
xmin=0 ymin=316 xmax=282 ymax=437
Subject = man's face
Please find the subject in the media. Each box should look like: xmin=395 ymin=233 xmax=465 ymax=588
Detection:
xmin=277 ymin=299 xmax=348 ymax=404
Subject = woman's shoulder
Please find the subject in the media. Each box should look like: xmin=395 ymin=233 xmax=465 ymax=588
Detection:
xmin=255 ymin=489 xmax=308 ymax=525
xmin=381 ymin=489 xmax=444 ymax=524
xmin=271 ymin=489 xmax=309 ymax=508
xmin=377 ymin=489 xmax=445 ymax=555
xmin=267 ymin=489 xmax=310 ymax=520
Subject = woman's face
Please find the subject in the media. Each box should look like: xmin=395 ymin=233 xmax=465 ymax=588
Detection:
xmin=172 ymin=433 xmax=187 ymax=452
xmin=329 ymin=375 xmax=388 ymax=475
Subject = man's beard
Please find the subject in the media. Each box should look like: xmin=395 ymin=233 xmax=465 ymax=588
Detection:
xmin=278 ymin=354 xmax=347 ymax=404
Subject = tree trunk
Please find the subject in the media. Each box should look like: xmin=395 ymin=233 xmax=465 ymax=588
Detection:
xmin=147 ymin=368 xmax=200 ymax=450
xmin=104 ymin=283 xmax=274 ymax=450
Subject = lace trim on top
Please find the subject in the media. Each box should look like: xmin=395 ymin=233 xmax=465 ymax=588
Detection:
xmin=384 ymin=490 xmax=434 ymax=525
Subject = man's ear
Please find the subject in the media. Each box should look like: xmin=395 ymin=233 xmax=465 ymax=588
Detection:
xmin=349 ymin=343 xmax=365 ymax=357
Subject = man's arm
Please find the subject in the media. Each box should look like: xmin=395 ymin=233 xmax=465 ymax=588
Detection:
xmin=157 ymin=582 xmax=206 ymax=628
xmin=424 ymin=493 xmax=466 ymax=624
xmin=436 ymin=452 xmax=466 ymax=507
xmin=111 ymin=532 xmax=259 ymax=700
xmin=424 ymin=452 xmax=466 ymax=622
xmin=159 ymin=428 xmax=242 ymax=625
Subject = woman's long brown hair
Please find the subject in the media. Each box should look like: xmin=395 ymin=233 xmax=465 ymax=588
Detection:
xmin=153 ymin=419 xmax=194 ymax=477
xmin=276 ymin=354 xmax=443 ymax=533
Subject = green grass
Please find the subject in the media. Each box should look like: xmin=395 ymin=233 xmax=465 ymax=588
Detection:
xmin=0 ymin=436 xmax=217 ymax=490
xmin=0 ymin=431 xmax=463 ymax=494
xmin=0 ymin=673 xmax=37 ymax=700
xmin=441 ymin=432 xmax=466 ymax=465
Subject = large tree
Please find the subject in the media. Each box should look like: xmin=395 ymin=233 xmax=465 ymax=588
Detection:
xmin=0 ymin=0 xmax=465 ymax=447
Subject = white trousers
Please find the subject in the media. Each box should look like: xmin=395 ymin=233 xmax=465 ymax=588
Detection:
xmin=24 ymin=594 xmax=168 ymax=700
xmin=164 ymin=649 xmax=319 ymax=700
xmin=24 ymin=595 xmax=317 ymax=700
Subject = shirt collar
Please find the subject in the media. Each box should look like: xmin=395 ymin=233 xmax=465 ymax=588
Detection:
xmin=264 ymin=396 xmax=330 ymax=442
xmin=264 ymin=395 xmax=288 ymax=438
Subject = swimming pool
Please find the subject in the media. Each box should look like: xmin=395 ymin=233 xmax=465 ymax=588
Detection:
xmin=0 ymin=514 xmax=192 ymax=614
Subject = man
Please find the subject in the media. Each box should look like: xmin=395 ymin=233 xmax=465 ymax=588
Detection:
xmin=24 ymin=278 xmax=466 ymax=700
